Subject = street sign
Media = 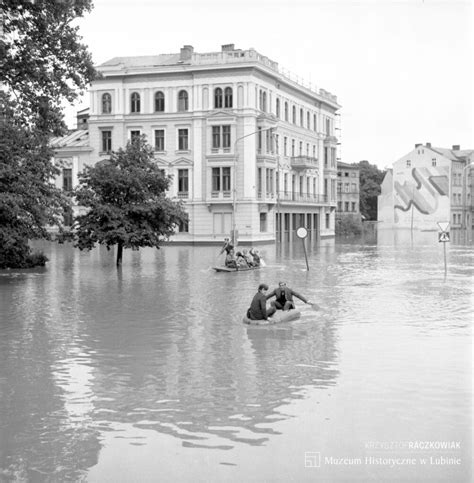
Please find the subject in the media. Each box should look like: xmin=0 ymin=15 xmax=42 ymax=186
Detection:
xmin=437 ymin=221 xmax=450 ymax=232
xmin=438 ymin=231 xmax=450 ymax=243
xmin=296 ymin=227 xmax=308 ymax=239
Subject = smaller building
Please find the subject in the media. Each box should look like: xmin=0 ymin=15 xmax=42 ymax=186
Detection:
xmin=336 ymin=161 xmax=360 ymax=221
xmin=378 ymin=143 xmax=474 ymax=231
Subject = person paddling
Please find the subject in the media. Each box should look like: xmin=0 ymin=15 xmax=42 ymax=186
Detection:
xmin=247 ymin=283 xmax=276 ymax=320
xmin=266 ymin=281 xmax=313 ymax=311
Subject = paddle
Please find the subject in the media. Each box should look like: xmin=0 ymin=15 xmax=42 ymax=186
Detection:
xmin=259 ymin=258 xmax=266 ymax=267
xmin=305 ymin=301 xmax=320 ymax=311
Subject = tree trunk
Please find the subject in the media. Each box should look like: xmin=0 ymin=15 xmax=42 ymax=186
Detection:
xmin=116 ymin=242 xmax=123 ymax=266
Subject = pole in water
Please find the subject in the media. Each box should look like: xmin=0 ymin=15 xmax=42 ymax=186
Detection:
xmin=296 ymin=226 xmax=309 ymax=271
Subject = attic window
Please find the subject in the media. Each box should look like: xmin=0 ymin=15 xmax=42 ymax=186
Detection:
xmin=406 ymin=160 xmax=411 ymax=167
xmin=432 ymin=158 xmax=437 ymax=167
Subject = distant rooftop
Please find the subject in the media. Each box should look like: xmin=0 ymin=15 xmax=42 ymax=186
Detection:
xmin=415 ymin=143 xmax=474 ymax=161
xmin=98 ymin=44 xmax=339 ymax=106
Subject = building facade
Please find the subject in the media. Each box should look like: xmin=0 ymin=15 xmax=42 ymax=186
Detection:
xmin=79 ymin=44 xmax=340 ymax=244
xmin=378 ymin=143 xmax=474 ymax=231
xmin=336 ymin=161 xmax=360 ymax=221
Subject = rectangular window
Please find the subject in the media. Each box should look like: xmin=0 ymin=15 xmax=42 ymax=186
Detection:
xmin=345 ymin=201 xmax=349 ymax=212
xmin=325 ymin=213 xmax=330 ymax=228
xmin=178 ymin=169 xmax=188 ymax=194
xmin=284 ymin=137 xmax=288 ymax=156
xmin=62 ymin=168 xmax=72 ymax=192
xmin=291 ymin=139 xmax=295 ymax=157
xmin=406 ymin=160 xmax=411 ymax=167
xmin=260 ymin=213 xmax=267 ymax=232
xmin=178 ymin=129 xmax=189 ymax=150
xmin=101 ymin=130 xmax=112 ymax=152
xmin=299 ymin=141 xmax=303 ymax=155
xmin=178 ymin=219 xmax=189 ymax=233
xmin=284 ymin=173 xmax=288 ymax=194
xmin=222 ymin=167 xmax=231 ymax=191
xmin=432 ymin=159 xmax=437 ymax=167
xmin=312 ymin=145 xmax=316 ymax=158
xmin=258 ymin=168 xmax=262 ymax=195
xmin=257 ymin=127 xmax=262 ymax=151
xmin=222 ymin=125 xmax=231 ymax=148
xmin=352 ymin=202 xmax=356 ymax=212
xmin=324 ymin=147 xmax=328 ymax=167
xmin=154 ymin=129 xmax=165 ymax=151
xmin=130 ymin=130 xmax=141 ymax=143
xmin=351 ymin=183 xmax=356 ymax=192
xmin=337 ymin=201 xmax=342 ymax=211
xmin=212 ymin=167 xmax=221 ymax=191
xmin=212 ymin=126 xmax=220 ymax=148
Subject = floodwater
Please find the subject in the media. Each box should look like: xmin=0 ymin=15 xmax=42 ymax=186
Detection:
xmin=0 ymin=229 xmax=472 ymax=482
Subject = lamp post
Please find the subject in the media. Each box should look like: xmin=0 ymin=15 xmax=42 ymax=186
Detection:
xmin=232 ymin=126 xmax=276 ymax=246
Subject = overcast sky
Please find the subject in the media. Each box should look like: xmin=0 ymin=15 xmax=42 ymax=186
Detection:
xmin=68 ymin=0 xmax=473 ymax=169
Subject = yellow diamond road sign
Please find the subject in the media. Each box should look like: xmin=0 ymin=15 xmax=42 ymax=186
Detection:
xmin=438 ymin=231 xmax=450 ymax=243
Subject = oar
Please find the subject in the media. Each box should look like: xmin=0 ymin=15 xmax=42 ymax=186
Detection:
xmin=259 ymin=258 xmax=266 ymax=267
xmin=305 ymin=301 xmax=320 ymax=311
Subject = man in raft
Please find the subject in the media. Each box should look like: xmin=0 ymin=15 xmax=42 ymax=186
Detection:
xmin=266 ymin=281 xmax=312 ymax=311
xmin=247 ymin=284 xmax=276 ymax=320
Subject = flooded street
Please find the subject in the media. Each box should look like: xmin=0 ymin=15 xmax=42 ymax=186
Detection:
xmin=0 ymin=230 xmax=472 ymax=482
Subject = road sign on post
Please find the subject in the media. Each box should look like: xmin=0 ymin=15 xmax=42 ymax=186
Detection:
xmin=436 ymin=221 xmax=450 ymax=276
xmin=296 ymin=226 xmax=309 ymax=271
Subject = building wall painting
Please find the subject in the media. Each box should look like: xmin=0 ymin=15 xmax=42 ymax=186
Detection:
xmin=393 ymin=166 xmax=449 ymax=227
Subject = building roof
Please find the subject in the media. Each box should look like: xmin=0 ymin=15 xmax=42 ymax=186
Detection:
xmin=50 ymin=129 xmax=90 ymax=149
xmin=100 ymin=54 xmax=181 ymax=68
xmin=97 ymin=45 xmax=340 ymax=108
xmin=430 ymin=146 xmax=474 ymax=161
xmin=337 ymin=161 xmax=358 ymax=169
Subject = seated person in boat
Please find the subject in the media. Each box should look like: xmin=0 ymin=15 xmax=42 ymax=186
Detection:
xmin=266 ymin=281 xmax=311 ymax=311
xmin=235 ymin=251 xmax=249 ymax=268
xmin=242 ymin=249 xmax=255 ymax=267
xmin=249 ymin=248 xmax=261 ymax=266
xmin=224 ymin=249 xmax=238 ymax=268
xmin=247 ymin=284 xmax=276 ymax=320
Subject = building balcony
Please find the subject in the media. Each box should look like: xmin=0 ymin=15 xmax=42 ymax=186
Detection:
xmin=278 ymin=191 xmax=329 ymax=204
xmin=211 ymin=190 xmax=232 ymax=199
xmin=177 ymin=191 xmax=189 ymax=199
xmin=290 ymin=156 xmax=318 ymax=170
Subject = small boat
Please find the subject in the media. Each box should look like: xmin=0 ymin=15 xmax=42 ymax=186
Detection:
xmin=243 ymin=310 xmax=301 ymax=326
xmin=213 ymin=265 xmax=261 ymax=272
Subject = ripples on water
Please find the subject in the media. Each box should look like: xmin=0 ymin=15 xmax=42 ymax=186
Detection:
xmin=0 ymin=233 xmax=472 ymax=481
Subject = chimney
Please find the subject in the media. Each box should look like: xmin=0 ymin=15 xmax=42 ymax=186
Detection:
xmin=221 ymin=44 xmax=235 ymax=51
xmin=180 ymin=45 xmax=194 ymax=61
xmin=452 ymin=144 xmax=460 ymax=150
xmin=426 ymin=142 xmax=431 ymax=148
xmin=415 ymin=143 xmax=422 ymax=148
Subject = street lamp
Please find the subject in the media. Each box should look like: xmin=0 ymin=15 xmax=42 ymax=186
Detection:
xmin=232 ymin=126 xmax=277 ymax=246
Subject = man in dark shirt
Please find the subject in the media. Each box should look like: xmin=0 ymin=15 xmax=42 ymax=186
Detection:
xmin=247 ymin=284 xmax=276 ymax=320
xmin=266 ymin=281 xmax=312 ymax=311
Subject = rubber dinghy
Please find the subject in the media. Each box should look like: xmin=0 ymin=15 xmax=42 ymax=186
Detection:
xmin=213 ymin=266 xmax=261 ymax=272
xmin=243 ymin=310 xmax=301 ymax=326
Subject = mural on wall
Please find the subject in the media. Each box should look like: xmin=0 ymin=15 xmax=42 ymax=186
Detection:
xmin=393 ymin=166 xmax=449 ymax=225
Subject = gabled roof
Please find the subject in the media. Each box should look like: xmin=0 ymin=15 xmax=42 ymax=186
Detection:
xmin=430 ymin=146 xmax=474 ymax=161
xmin=50 ymin=130 xmax=89 ymax=149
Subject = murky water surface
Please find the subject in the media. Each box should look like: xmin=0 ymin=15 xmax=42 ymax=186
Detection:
xmin=0 ymin=230 xmax=472 ymax=482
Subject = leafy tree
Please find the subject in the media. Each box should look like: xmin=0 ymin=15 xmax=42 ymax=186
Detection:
xmin=357 ymin=160 xmax=385 ymax=221
xmin=72 ymin=137 xmax=189 ymax=266
xmin=0 ymin=0 xmax=97 ymax=268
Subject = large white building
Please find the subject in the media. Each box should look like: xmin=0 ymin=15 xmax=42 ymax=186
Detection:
xmin=378 ymin=143 xmax=474 ymax=231
xmin=63 ymin=44 xmax=341 ymax=244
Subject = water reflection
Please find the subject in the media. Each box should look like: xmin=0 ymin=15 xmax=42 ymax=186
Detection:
xmin=0 ymin=234 xmax=472 ymax=481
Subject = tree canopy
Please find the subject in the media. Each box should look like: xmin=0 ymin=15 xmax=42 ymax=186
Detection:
xmin=357 ymin=160 xmax=385 ymax=221
xmin=72 ymin=137 xmax=189 ymax=265
xmin=0 ymin=0 xmax=97 ymax=268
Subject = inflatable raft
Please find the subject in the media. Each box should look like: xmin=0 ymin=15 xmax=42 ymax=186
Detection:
xmin=213 ymin=265 xmax=261 ymax=272
xmin=243 ymin=310 xmax=301 ymax=326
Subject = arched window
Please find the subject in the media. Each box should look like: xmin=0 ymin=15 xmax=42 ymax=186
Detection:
xmin=276 ymin=98 xmax=280 ymax=118
xmin=178 ymin=90 xmax=188 ymax=111
xmin=214 ymin=88 xmax=223 ymax=108
xmin=224 ymin=87 xmax=233 ymax=108
xmin=154 ymin=91 xmax=165 ymax=112
xmin=102 ymin=93 xmax=112 ymax=114
xmin=284 ymin=102 xmax=288 ymax=121
xmin=131 ymin=92 xmax=140 ymax=113
xmin=292 ymin=106 xmax=296 ymax=124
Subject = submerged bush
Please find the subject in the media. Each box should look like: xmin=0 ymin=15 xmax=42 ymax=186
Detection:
xmin=336 ymin=217 xmax=363 ymax=236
